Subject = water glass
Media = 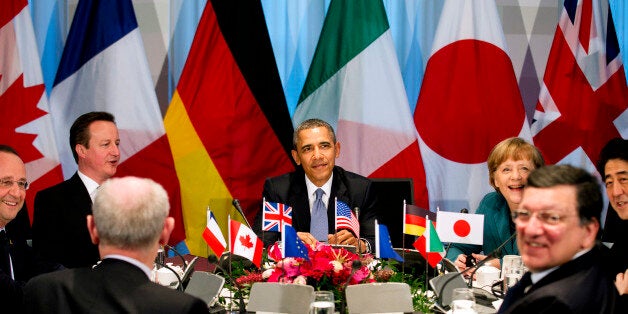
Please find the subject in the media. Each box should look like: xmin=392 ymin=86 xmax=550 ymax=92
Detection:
xmin=501 ymin=255 xmax=524 ymax=293
xmin=310 ymin=291 xmax=335 ymax=314
xmin=451 ymin=288 xmax=477 ymax=313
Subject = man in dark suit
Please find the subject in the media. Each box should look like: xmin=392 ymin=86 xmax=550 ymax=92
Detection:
xmin=33 ymin=111 xmax=120 ymax=268
xmin=498 ymin=165 xmax=619 ymax=313
xmin=0 ymin=145 xmax=62 ymax=312
xmin=24 ymin=176 xmax=209 ymax=313
xmin=255 ymin=118 xmax=377 ymax=253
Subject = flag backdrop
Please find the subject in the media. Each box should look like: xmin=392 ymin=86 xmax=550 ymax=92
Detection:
xmin=0 ymin=0 xmax=63 ymax=217
xmin=532 ymin=0 xmax=628 ymax=170
xmin=47 ymin=0 xmax=185 ymax=244
xmin=164 ymin=0 xmax=294 ymax=256
xmin=414 ymin=0 xmax=532 ymax=213
xmin=294 ymin=0 xmax=429 ymax=209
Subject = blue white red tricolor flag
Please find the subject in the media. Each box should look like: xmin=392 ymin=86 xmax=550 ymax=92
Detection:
xmin=262 ymin=200 xmax=292 ymax=232
xmin=202 ymin=208 xmax=226 ymax=256
xmin=532 ymin=0 xmax=628 ymax=170
xmin=335 ymin=199 xmax=360 ymax=237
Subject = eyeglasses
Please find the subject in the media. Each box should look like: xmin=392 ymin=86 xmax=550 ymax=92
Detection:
xmin=0 ymin=179 xmax=29 ymax=190
xmin=511 ymin=209 xmax=570 ymax=226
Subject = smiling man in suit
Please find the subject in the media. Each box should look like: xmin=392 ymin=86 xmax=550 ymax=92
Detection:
xmin=254 ymin=118 xmax=377 ymax=253
xmin=33 ymin=112 xmax=120 ymax=268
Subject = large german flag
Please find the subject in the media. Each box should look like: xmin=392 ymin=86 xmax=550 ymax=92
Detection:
xmin=164 ymin=0 xmax=294 ymax=256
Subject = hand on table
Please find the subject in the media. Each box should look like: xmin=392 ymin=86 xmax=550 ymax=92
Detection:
xmin=616 ymin=269 xmax=628 ymax=295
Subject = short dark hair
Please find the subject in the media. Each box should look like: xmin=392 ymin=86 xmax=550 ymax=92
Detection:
xmin=596 ymin=137 xmax=628 ymax=177
xmin=293 ymin=118 xmax=336 ymax=148
xmin=0 ymin=145 xmax=20 ymax=157
xmin=526 ymin=164 xmax=601 ymax=225
xmin=69 ymin=112 xmax=115 ymax=162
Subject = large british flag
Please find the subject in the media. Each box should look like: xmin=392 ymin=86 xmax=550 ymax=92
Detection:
xmin=335 ymin=199 xmax=360 ymax=237
xmin=532 ymin=0 xmax=628 ymax=169
xmin=262 ymin=200 xmax=292 ymax=232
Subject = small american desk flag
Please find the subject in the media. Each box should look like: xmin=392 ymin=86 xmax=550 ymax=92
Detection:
xmin=335 ymin=199 xmax=359 ymax=237
xmin=263 ymin=200 xmax=293 ymax=232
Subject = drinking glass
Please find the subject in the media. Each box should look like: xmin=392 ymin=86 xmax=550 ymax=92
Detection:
xmin=451 ymin=288 xmax=477 ymax=313
xmin=501 ymin=255 xmax=524 ymax=293
xmin=310 ymin=291 xmax=335 ymax=314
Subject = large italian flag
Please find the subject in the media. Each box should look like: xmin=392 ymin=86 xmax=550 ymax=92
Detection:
xmin=294 ymin=0 xmax=428 ymax=208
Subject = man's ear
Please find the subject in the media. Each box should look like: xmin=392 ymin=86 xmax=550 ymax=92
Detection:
xmin=87 ymin=215 xmax=99 ymax=245
xmin=291 ymin=150 xmax=301 ymax=165
xmin=334 ymin=141 xmax=341 ymax=158
xmin=582 ymin=218 xmax=600 ymax=249
xmin=159 ymin=217 xmax=175 ymax=246
xmin=76 ymin=144 xmax=87 ymax=159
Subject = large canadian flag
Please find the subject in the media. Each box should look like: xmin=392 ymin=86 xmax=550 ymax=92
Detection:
xmin=414 ymin=0 xmax=531 ymax=213
xmin=47 ymin=0 xmax=185 ymax=243
xmin=0 ymin=0 xmax=63 ymax=217
xmin=532 ymin=0 xmax=628 ymax=170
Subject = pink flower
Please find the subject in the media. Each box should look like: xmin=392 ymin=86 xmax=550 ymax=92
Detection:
xmin=293 ymin=275 xmax=307 ymax=285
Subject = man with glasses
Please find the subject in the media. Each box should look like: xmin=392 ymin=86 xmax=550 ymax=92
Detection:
xmin=0 ymin=145 xmax=61 ymax=312
xmin=498 ymin=165 xmax=620 ymax=313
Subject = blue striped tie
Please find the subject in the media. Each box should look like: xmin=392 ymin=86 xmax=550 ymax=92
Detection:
xmin=310 ymin=188 xmax=328 ymax=241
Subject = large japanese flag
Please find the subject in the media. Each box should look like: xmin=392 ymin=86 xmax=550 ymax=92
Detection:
xmin=414 ymin=0 xmax=531 ymax=213
xmin=532 ymin=0 xmax=628 ymax=170
xmin=0 ymin=0 xmax=63 ymax=216
xmin=48 ymin=0 xmax=185 ymax=243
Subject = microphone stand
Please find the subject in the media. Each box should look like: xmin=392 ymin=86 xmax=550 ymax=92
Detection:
xmin=232 ymin=199 xmax=251 ymax=228
xmin=208 ymin=255 xmax=246 ymax=314
xmin=341 ymin=260 xmax=362 ymax=314
xmin=437 ymin=232 xmax=516 ymax=305
xmin=154 ymin=260 xmax=184 ymax=291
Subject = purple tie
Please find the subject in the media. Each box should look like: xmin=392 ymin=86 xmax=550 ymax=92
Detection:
xmin=310 ymin=188 xmax=328 ymax=241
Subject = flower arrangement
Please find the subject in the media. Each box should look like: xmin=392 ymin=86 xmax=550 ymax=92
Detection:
xmin=222 ymin=242 xmax=435 ymax=313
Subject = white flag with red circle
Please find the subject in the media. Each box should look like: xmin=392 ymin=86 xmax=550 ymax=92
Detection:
xmin=436 ymin=211 xmax=483 ymax=245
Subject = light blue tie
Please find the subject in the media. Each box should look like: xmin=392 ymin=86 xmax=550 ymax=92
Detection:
xmin=310 ymin=188 xmax=328 ymax=241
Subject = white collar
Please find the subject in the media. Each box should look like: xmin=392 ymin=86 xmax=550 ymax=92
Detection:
xmin=530 ymin=247 xmax=591 ymax=284
xmin=103 ymin=254 xmax=152 ymax=278
xmin=77 ymin=170 xmax=100 ymax=198
xmin=305 ymin=173 xmax=333 ymax=200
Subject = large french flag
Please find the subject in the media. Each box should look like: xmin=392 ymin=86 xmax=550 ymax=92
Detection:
xmin=532 ymin=0 xmax=628 ymax=170
xmin=414 ymin=0 xmax=531 ymax=213
xmin=47 ymin=0 xmax=185 ymax=243
xmin=0 ymin=0 xmax=63 ymax=217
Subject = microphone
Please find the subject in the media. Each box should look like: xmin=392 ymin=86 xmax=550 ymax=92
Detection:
xmin=353 ymin=207 xmax=361 ymax=254
xmin=232 ymin=199 xmax=251 ymax=228
xmin=164 ymin=244 xmax=188 ymax=270
xmin=207 ymin=255 xmax=246 ymax=313
xmin=154 ymin=259 xmax=184 ymax=291
xmin=466 ymin=231 xmax=516 ymax=288
xmin=437 ymin=231 xmax=517 ymax=303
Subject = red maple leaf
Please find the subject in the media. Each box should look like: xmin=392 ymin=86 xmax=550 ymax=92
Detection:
xmin=238 ymin=234 xmax=254 ymax=249
xmin=0 ymin=75 xmax=47 ymax=163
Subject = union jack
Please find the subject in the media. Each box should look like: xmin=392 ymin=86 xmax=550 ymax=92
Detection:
xmin=263 ymin=200 xmax=293 ymax=232
xmin=335 ymin=199 xmax=360 ymax=237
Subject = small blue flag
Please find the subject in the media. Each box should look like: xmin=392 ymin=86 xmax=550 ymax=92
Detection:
xmin=376 ymin=222 xmax=403 ymax=262
xmin=282 ymin=224 xmax=309 ymax=260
